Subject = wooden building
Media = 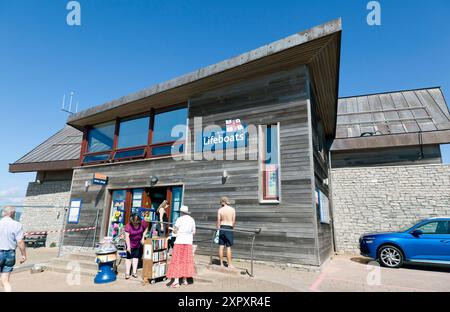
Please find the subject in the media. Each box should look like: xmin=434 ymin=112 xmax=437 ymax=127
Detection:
xmin=45 ymin=19 xmax=342 ymax=267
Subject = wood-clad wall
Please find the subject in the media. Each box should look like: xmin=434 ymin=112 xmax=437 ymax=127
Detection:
xmin=310 ymin=84 xmax=334 ymax=264
xmin=64 ymin=65 xmax=330 ymax=266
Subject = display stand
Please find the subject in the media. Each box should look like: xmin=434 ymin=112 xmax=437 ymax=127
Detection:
xmin=142 ymin=237 xmax=168 ymax=284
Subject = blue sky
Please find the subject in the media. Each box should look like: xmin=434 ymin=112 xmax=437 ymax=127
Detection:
xmin=1 ymin=0 xmax=449 ymax=206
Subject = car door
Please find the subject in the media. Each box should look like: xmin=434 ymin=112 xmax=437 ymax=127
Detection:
xmin=404 ymin=221 xmax=450 ymax=262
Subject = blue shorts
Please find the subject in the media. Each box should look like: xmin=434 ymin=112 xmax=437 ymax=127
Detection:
xmin=0 ymin=250 xmax=16 ymax=273
xmin=219 ymin=225 xmax=234 ymax=247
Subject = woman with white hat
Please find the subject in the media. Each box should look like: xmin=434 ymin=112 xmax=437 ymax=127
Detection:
xmin=166 ymin=205 xmax=196 ymax=288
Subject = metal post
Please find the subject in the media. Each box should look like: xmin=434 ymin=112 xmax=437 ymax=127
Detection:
xmin=249 ymin=234 xmax=256 ymax=277
xmin=57 ymin=207 xmax=68 ymax=258
xmin=92 ymin=207 xmax=100 ymax=248
xmin=210 ymin=231 xmax=216 ymax=265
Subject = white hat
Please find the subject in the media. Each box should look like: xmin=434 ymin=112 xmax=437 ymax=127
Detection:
xmin=180 ymin=205 xmax=191 ymax=215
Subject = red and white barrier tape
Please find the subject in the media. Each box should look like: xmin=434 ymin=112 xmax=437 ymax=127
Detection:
xmin=25 ymin=226 xmax=96 ymax=236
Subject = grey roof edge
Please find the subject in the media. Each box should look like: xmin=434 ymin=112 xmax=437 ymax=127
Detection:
xmin=10 ymin=126 xmax=82 ymax=165
xmin=339 ymin=86 xmax=443 ymax=101
xmin=67 ymin=18 xmax=342 ymax=124
xmin=331 ymin=128 xmax=450 ymax=151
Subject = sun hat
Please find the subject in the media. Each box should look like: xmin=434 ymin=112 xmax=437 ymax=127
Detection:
xmin=180 ymin=205 xmax=191 ymax=215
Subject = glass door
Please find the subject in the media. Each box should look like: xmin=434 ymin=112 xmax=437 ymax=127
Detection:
xmin=107 ymin=190 xmax=127 ymax=240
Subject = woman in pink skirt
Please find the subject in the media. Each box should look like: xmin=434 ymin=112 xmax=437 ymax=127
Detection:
xmin=166 ymin=205 xmax=196 ymax=288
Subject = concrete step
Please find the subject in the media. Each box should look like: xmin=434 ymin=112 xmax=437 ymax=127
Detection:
xmin=68 ymin=252 xmax=97 ymax=262
xmin=46 ymin=263 xmax=98 ymax=277
xmin=51 ymin=257 xmax=99 ymax=271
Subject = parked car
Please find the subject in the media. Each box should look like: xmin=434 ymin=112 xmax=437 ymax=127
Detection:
xmin=359 ymin=217 xmax=450 ymax=268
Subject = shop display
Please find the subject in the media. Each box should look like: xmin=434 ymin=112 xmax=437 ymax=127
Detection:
xmin=142 ymin=237 xmax=169 ymax=284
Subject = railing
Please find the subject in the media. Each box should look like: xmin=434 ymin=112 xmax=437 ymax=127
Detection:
xmin=146 ymin=220 xmax=261 ymax=277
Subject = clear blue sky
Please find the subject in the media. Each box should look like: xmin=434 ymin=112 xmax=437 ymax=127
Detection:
xmin=1 ymin=0 xmax=449 ymax=206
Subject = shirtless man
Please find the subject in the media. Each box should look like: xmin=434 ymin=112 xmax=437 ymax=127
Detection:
xmin=216 ymin=197 xmax=236 ymax=268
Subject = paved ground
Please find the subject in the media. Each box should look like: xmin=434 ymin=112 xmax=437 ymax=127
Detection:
xmin=4 ymin=250 xmax=450 ymax=292
xmin=12 ymin=247 xmax=58 ymax=272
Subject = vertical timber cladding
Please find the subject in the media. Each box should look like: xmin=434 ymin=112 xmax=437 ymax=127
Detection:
xmin=66 ymin=65 xmax=319 ymax=265
xmin=310 ymin=89 xmax=334 ymax=264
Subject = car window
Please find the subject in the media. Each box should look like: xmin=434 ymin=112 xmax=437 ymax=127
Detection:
xmin=416 ymin=221 xmax=449 ymax=234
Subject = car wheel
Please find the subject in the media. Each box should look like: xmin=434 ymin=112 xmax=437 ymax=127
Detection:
xmin=378 ymin=245 xmax=404 ymax=268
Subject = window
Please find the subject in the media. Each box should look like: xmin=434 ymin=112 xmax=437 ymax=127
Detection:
xmin=152 ymin=108 xmax=187 ymax=144
xmin=416 ymin=221 xmax=449 ymax=234
xmin=117 ymin=116 xmax=149 ymax=149
xmin=82 ymin=105 xmax=187 ymax=165
xmin=259 ymin=124 xmax=281 ymax=203
xmin=87 ymin=121 xmax=115 ymax=153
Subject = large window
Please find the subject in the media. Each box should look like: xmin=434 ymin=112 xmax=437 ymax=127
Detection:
xmin=117 ymin=116 xmax=150 ymax=149
xmin=259 ymin=124 xmax=281 ymax=203
xmin=87 ymin=121 xmax=115 ymax=153
xmin=82 ymin=106 xmax=187 ymax=165
xmin=152 ymin=108 xmax=187 ymax=143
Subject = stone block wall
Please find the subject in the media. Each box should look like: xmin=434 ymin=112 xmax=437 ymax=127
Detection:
xmin=21 ymin=180 xmax=72 ymax=247
xmin=331 ymin=164 xmax=450 ymax=253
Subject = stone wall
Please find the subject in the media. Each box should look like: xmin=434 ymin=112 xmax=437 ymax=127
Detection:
xmin=331 ymin=164 xmax=450 ymax=253
xmin=21 ymin=180 xmax=72 ymax=247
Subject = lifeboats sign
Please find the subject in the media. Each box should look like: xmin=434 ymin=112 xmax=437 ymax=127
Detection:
xmin=199 ymin=119 xmax=248 ymax=152
xmin=93 ymin=173 xmax=108 ymax=185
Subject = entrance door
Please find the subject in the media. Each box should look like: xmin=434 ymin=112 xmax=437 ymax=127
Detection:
xmin=106 ymin=186 xmax=183 ymax=240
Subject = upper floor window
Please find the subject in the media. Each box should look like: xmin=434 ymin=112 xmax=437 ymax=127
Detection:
xmin=87 ymin=121 xmax=115 ymax=153
xmin=82 ymin=106 xmax=187 ymax=165
xmin=118 ymin=116 xmax=150 ymax=149
xmin=152 ymin=108 xmax=188 ymax=144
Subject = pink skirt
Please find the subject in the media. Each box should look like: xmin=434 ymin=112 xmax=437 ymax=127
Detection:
xmin=166 ymin=244 xmax=196 ymax=278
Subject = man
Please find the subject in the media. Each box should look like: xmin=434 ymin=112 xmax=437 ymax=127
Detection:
xmin=0 ymin=206 xmax=26 ymax=292
xmin=216 ymin=197 xmax=236 ymax=268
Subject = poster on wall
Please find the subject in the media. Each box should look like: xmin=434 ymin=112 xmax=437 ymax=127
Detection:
xmin=138 ymin=208 xmax=154 ymax=223
xmin=318 ymin=189 xmax=331 ymax=224
xmin=67 ymin=199 xmax=82 ymax=224
xmin=265 ymin=164 xmax=279 ymax=199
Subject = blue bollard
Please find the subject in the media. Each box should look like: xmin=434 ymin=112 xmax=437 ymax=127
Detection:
xmin=94 ymin=260 xmax=117 ymax=284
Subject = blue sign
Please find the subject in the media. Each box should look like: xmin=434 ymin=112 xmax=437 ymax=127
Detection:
xmin=196 ymin=119 xmax=249 ymax=152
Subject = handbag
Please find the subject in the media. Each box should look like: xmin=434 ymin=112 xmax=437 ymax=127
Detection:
xmin=213 ymin=230 xmax=220 ymax=244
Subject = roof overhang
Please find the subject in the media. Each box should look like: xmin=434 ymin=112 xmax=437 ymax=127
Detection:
xmin=9 ymin=160 xmax=79 ymax=173
xmin=331 ymin=129 xmax=450 ymax=152
xmin=67 ymin=19 xmax=342 ymax=137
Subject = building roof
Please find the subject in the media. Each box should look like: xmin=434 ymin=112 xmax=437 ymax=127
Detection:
xmin=10 ymin=87 xmax=450 ymax=173
xmin=9 ymin=126 xmax=82 ymax=173
xmin=332 ymin=87 xmax=450 ymax=151
xmin=67 ymin=19 xmax=342 ymax=138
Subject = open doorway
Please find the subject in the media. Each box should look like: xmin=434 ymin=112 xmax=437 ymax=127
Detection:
xmin=106 ymin=185 xmax=183 ymax=241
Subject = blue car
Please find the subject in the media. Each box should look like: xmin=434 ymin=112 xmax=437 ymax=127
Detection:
xmin=359 ymin=217 xmax=450 ymax=268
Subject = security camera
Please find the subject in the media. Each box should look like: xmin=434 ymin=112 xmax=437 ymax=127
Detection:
xmin=149 ymin=176 xmax=159 ymax=186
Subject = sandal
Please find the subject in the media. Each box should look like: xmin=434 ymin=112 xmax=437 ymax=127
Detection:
xmin=170 ymin=283 xmax=180 ymax=288
xmin=125 ymin=275 xmax=130 ymax=280
xmin=132 ymin=274 xmax=138 ymax=278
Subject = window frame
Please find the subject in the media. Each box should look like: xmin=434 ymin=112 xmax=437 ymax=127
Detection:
xmin=415 ymin=221 xmax=449 ymax=235
xmin=81 ymin=104 xmax=188 ymax=165
xmin=258 ymin=123 xmax=282 ymax=204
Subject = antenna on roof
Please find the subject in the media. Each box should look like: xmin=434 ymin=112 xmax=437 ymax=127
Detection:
xmin=61 ymin=91 xmax=80 ymax=115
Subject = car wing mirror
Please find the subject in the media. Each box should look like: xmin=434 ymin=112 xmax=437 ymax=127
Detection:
xmin=411 ymin=229 xmax=423 ymax=237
